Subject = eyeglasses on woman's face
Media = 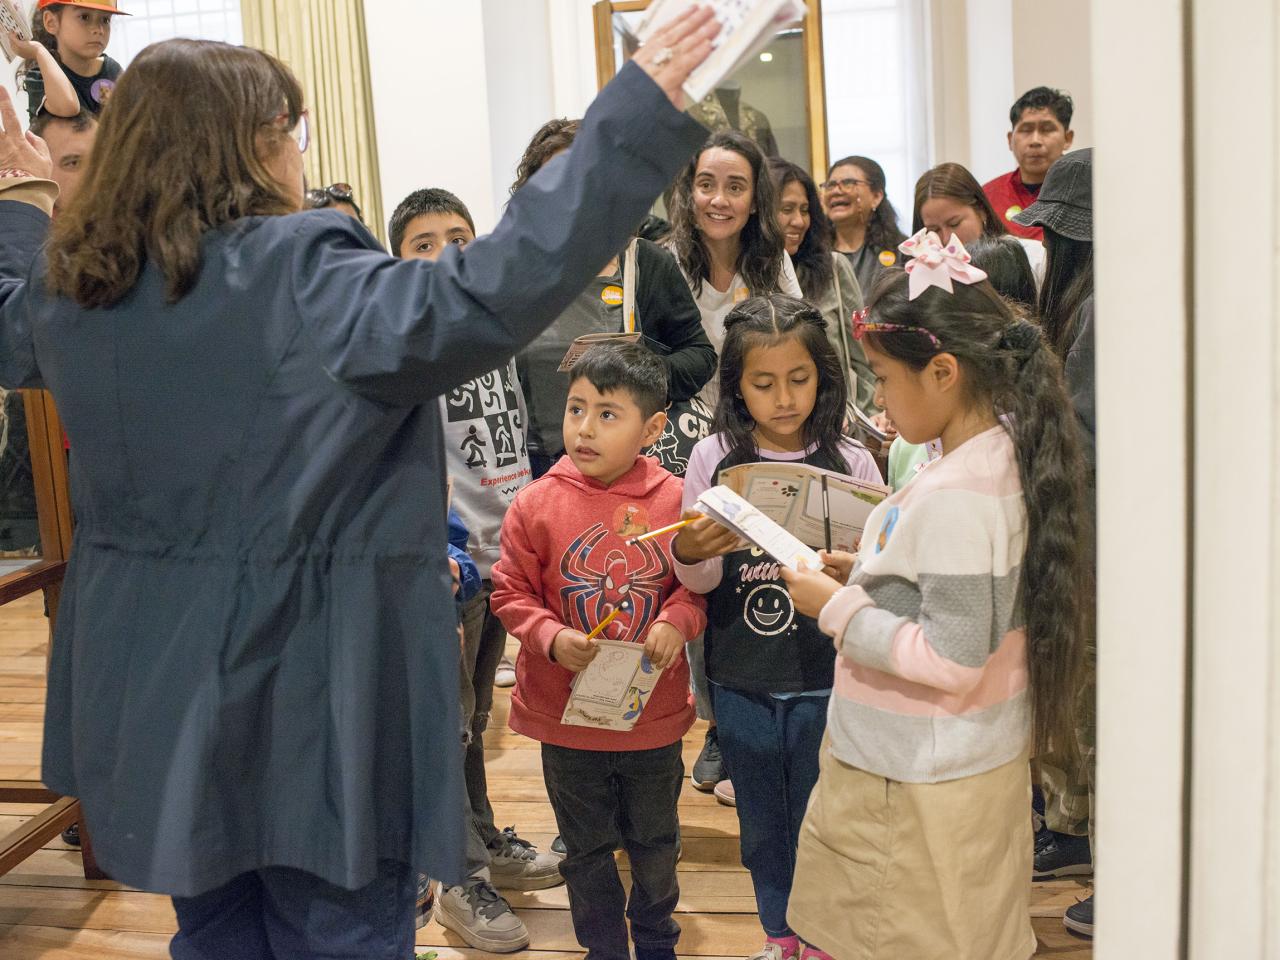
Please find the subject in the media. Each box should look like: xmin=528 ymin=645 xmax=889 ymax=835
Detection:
xmin=820 ymin=176 xmax=871 ymax=194
xmin=274 ymin=110 xmax=310 ymax=153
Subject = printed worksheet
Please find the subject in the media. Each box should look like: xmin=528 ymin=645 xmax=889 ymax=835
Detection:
xmin=635 ymin=0 xmax=807 ymax=102
xmin=562 ymin=639 xmax=666 ymax=732
xmin=719 ymin=462 xmax=889 ymax=552
xmin=0 ymin=1 xmax=31 ymax=63
xmin=694 ymin=484 xmax=824 ymax=571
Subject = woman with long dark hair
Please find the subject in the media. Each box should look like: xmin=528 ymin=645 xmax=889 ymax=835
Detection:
xmin=667 ymin=130 xmax=804 ymax=356
xmin=768 ymin=156 xmax=876 ymax=418
xmin=0 ymin=14 xmax=717 ymax=952
xmin=820 ymin=154 xmax=907 ymax=298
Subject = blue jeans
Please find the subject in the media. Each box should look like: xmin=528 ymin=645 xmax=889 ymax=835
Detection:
xmin=711 ymin=684 xmax=829 ymax=938
xmin=170 ymin=860 xmax=416 ymax=960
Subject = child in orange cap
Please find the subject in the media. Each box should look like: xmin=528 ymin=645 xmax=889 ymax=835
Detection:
xmin=21 ymin=0 xmax=129 ymax=122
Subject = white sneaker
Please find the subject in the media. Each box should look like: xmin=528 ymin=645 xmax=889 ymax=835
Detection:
xmin=434 ymin=880 xmax=530 ymax=953
xmin=746 ymin=944 xmax=799 ymax=960
xmin=487 ymin=825 xmax=564 ymax=891
xmin=494 ymin=654 xmax=516 ymax=687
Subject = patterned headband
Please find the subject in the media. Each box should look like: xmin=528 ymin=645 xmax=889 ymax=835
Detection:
xmin=851 ymin=308 xmax=943 ymax=352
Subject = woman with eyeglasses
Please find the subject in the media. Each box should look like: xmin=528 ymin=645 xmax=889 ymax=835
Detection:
xmin=820 ymin=155 xmax=907 ymax=300
xmin=0 ymin=15 xmax=716 ymax=955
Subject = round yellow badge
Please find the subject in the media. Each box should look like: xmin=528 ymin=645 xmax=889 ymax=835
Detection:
xmin=1006 ymin=205 xmax=1023 ymax=220
xmin=601 ymin=285 xmax=624 ymax=306
xmin=733 ymin=286 xmax=750 ymax=303
xmin=878 ymin=250 xmax=896 ymax=267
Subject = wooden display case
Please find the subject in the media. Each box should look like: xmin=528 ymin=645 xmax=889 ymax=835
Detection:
xmin=592 ymin=0 xmax=830 ymax=177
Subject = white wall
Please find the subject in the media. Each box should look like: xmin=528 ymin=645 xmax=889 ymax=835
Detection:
xmin=1091 ymin=0 xmax=1188 ymax=956
xmin=1012 ymin=0 xmax=1093 ymax=151
xmin=930 ymin=0 xmax=1092 ymax=182
xmin=364 ymin=0 xmax=498 ymax=236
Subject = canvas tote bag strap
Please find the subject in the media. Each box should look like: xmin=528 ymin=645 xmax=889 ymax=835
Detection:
xmin=622 ymin=237 xmax=640 ymax=334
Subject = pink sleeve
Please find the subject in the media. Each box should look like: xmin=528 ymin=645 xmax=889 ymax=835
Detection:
xmin=490 ymin=498 xmax=567 ymax=660
xmin=885 ymin=622 xmax=987 ymax=695
xmin=840 ymin=439 xmax=883 ymax=484
xmin=673 ymin=436 xmax=725 ymax=594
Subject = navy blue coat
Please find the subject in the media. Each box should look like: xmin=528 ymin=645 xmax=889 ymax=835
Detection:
xmin=0 ymin=63 xmax=706 ymax=896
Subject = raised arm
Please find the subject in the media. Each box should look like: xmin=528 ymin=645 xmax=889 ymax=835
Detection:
xmin=300 ymin=14 xmax=718 ymax=407
xmin=13 ymin=39 xmax=79 ymax=118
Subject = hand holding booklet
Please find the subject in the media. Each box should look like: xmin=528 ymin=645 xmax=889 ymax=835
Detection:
xmin=633 ymin=0 xmax=807 ymax=103
xmin=562 ymin=639 xmax=665 ymax=731
xmin=693 ymin=484 xmax=824 ymax=571
xmin=718 ymin=462 xmax=890 ymax=553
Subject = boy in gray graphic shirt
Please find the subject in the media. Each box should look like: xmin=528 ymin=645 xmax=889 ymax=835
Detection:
xmin=390 ymin=188 xmax=561 ymax=953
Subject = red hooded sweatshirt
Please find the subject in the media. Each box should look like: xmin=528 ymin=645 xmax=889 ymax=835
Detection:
xmin=491 ymin=455 xmax=705 ymax=751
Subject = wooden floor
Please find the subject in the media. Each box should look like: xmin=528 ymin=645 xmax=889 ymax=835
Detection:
xmin=0 ymin=593 xmax=1093 ymax=958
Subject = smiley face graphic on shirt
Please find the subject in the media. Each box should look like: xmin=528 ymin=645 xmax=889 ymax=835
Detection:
xmin=743 ymin=583 xmax=795 ymax=636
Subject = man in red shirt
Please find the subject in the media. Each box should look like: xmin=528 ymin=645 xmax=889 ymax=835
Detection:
xmin=983 ymin=86 xmax=1075 ymax=240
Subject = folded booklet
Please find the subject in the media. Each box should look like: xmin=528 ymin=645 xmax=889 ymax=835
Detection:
xmin=694 ymin=484 xmax=824 ymax=571
xmin=0 ymin=1 xmax=31 ymax=63
xmin=562 ymin=639 xmax=665 ymax=732
xmin=634 ymin=0 xmax=807 ymax=104
xmin=556 ymin=332 xmax=642 ymax=373
xmin=718 ymin=462 xmax=890 ymax=553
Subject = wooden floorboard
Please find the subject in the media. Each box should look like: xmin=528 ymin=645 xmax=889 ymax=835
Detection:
xmin=0 ymin=593 xmax=1093 ymax=958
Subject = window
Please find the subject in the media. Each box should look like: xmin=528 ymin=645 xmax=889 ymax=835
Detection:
xmin=821 ymin=0 xmax=931 ymax=236
xmin=111 ymin=0 xmax=243 ymax=67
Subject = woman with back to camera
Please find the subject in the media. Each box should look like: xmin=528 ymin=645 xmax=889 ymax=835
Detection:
xmin=0 ymin=11 xmax=717 ymax=955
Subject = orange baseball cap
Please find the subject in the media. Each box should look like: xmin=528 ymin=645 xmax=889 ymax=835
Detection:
xmin=37 ymin=0 xmax=131 ymax=14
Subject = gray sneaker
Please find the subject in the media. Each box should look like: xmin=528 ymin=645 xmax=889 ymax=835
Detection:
xmin=434 ymin=880 xmax=530 ymax=953
xmin=488 ymin=825 xmax=565 ymax=890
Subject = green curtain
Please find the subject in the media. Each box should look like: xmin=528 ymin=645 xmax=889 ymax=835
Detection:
xmin=242 ymin=0 xmax=385 ymax=243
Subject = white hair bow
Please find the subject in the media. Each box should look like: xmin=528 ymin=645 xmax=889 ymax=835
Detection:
xmin=899 ymin=229 xmax=988 ymax=300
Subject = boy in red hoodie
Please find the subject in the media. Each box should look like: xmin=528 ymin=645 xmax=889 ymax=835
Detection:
xmin=491 ymin=343 xmax=706 ymax=960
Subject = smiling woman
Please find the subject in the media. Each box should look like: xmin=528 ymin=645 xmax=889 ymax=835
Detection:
xmin=667 ymin=131 xmax=803 ymax=365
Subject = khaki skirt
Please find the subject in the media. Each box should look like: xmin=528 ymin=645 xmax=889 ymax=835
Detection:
xmin=788 ymin=742 xmax=1035 ymax=960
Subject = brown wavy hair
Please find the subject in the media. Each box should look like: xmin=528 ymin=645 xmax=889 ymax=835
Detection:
xmin=865 ymin=270 xmax=1087 ymax=760
xmin=45 ymin=39 xmax=305 ymax=308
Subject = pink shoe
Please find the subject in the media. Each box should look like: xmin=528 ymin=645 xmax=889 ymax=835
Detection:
xmin=800 ymin=947 xmax=835 ymax=960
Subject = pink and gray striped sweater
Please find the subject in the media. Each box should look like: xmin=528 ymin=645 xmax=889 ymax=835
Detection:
xmin=817 ymin=425 xmax=1030 ymax=783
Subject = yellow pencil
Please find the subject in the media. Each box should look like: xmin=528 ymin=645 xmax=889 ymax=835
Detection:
xmin=625 ymin=517 xmax=698 ymax=546
xmin=585 ymin=601 xmax=629 ymax=640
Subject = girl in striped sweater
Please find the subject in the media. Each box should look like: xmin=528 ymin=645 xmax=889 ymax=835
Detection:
xmin=780 ymin=231 xmax=1088 ymax=960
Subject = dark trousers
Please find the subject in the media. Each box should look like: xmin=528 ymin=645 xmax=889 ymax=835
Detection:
xmin=170 ymin=860 xmax=416 ymax=960
xmin=711 ymin=684 xmax=829 ymax=938
xmin=542 ymin=741 xmax=684 ymax=959
xmin=458 ymin=585 xmax=507 ymax=880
